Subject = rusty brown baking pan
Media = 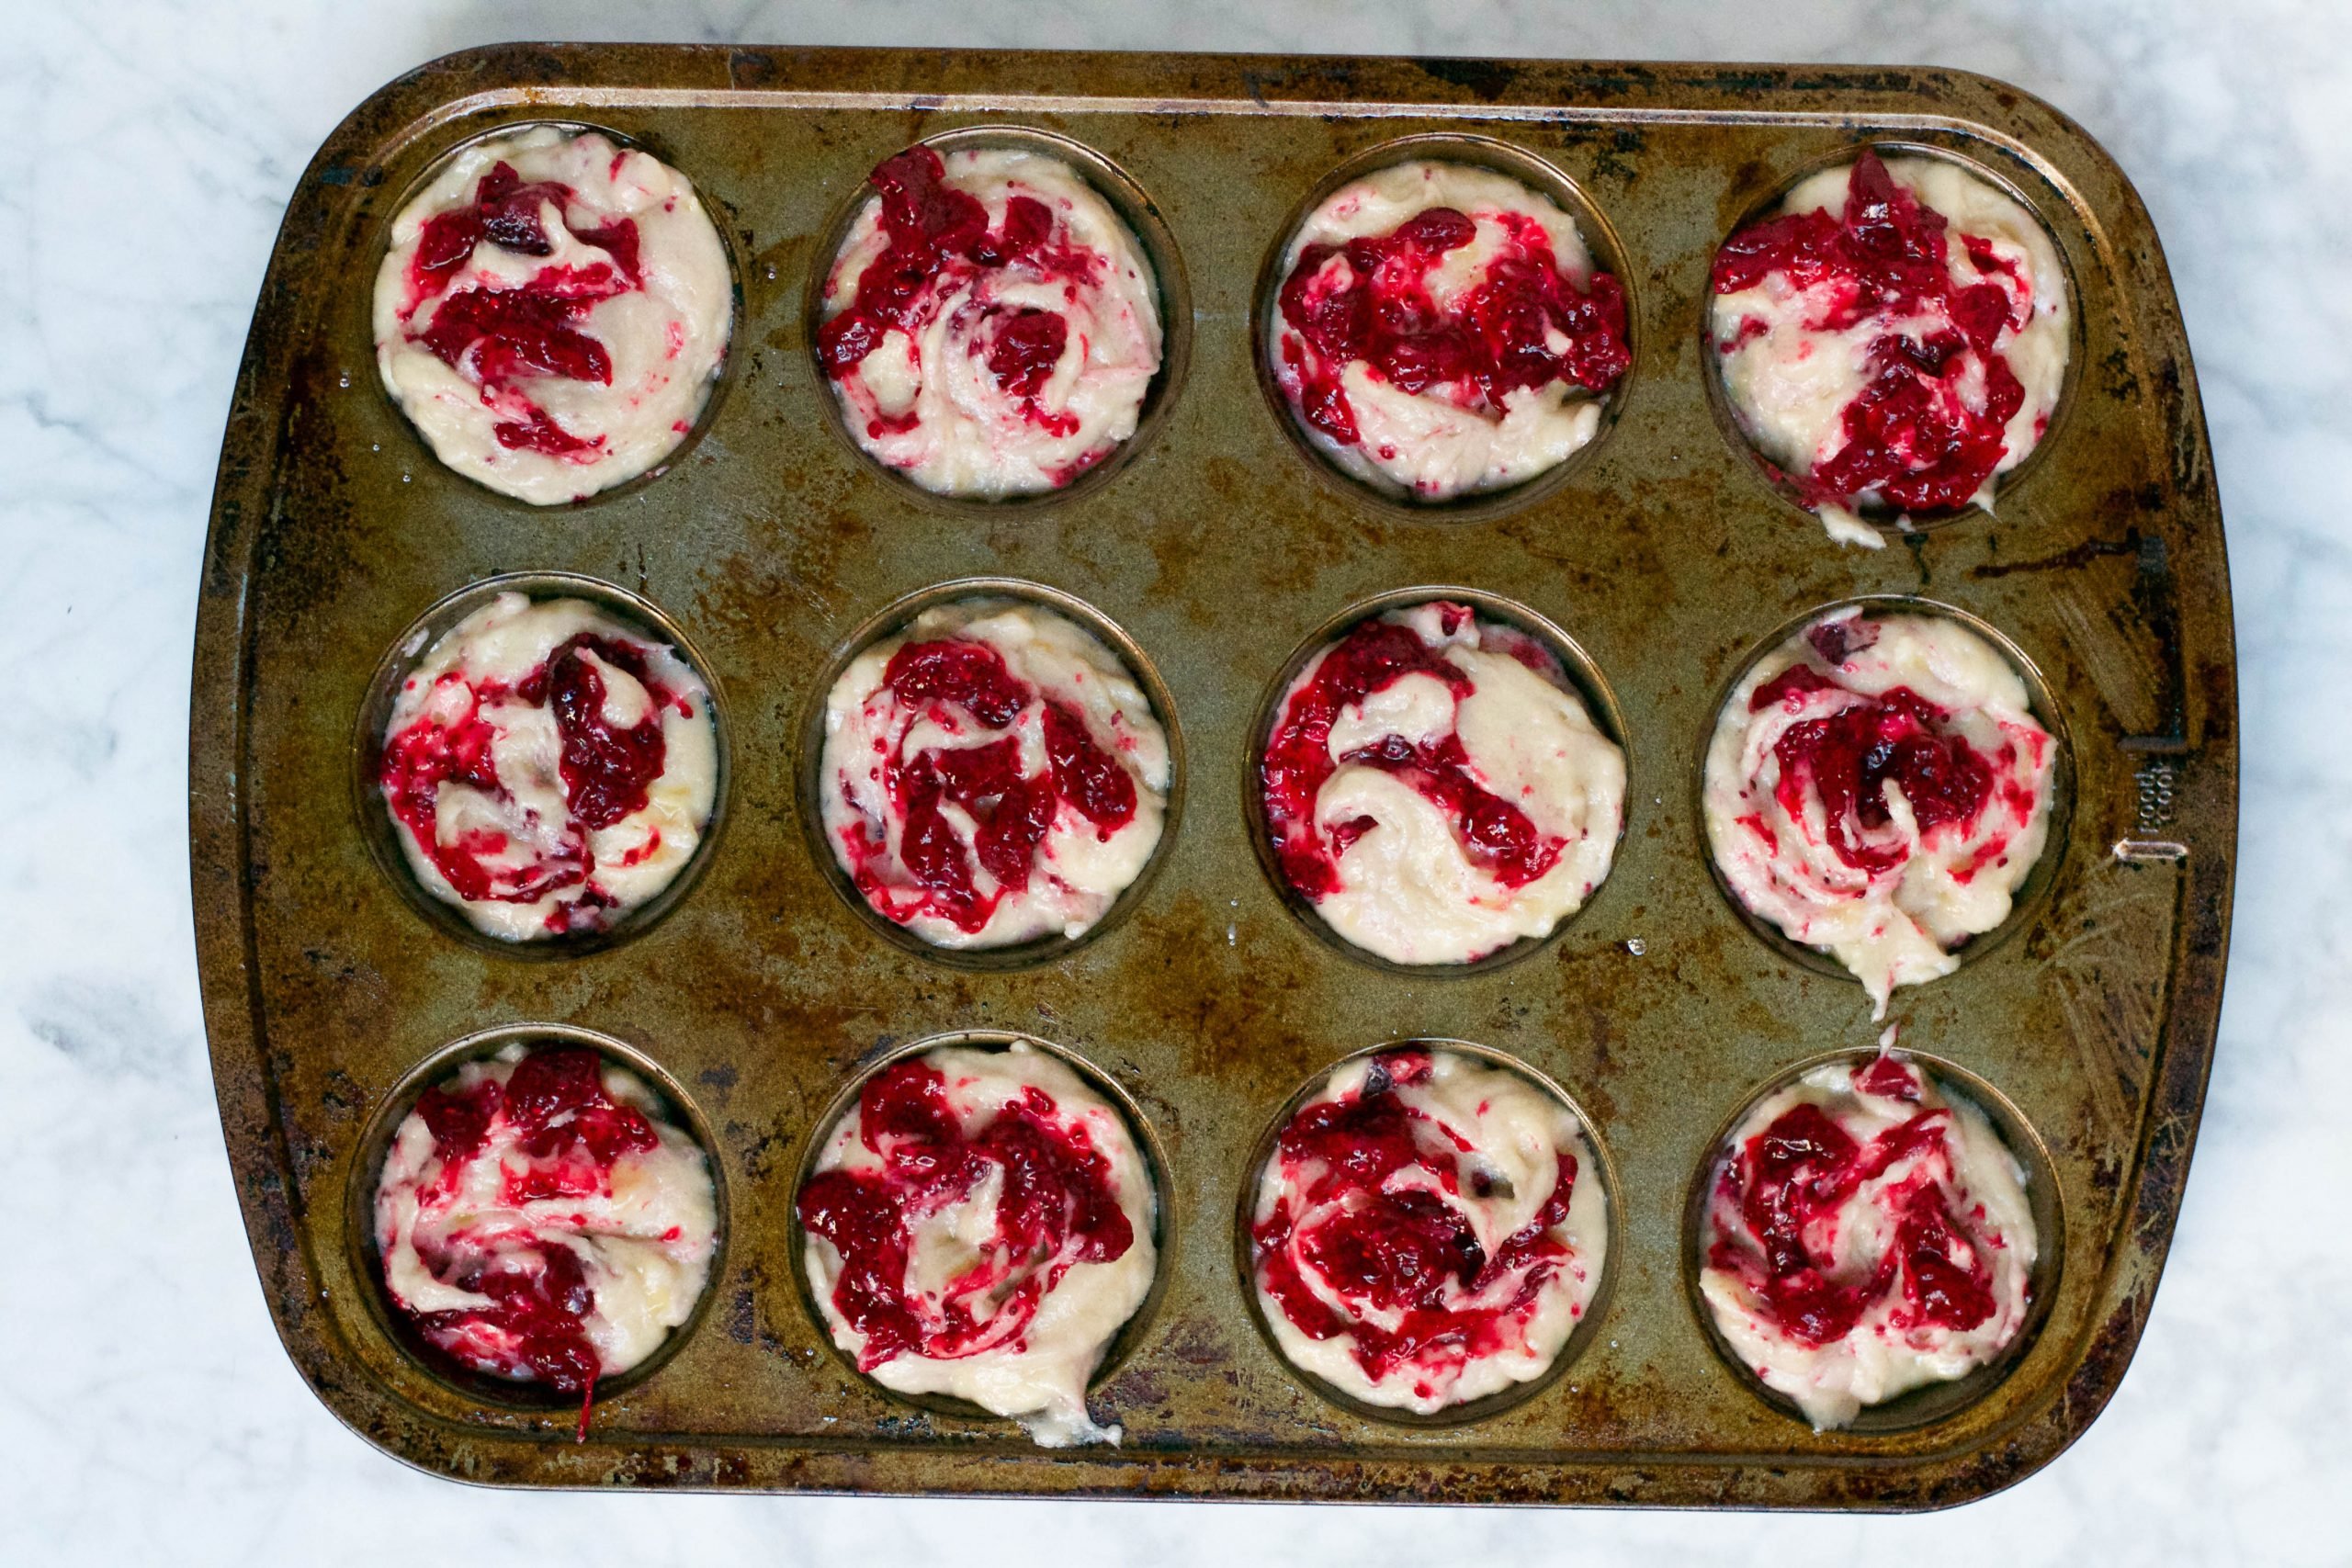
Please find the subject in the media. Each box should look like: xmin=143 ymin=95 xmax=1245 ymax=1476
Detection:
xmin=189 ymin=42 xmax=2235 ymax=1507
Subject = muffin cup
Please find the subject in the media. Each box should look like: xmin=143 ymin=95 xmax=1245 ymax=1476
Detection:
xmin=1242 ymin=585 xmax=1632 ymax=976
xmin=799 ymin=124 xmax=1193 ymax=514
xmin=1234 ymin=1038 xmax=1623 ymax=1427
xmin=1690 ymin=593 xmax=2075 ymax=988
xmin=366 ymin=118 xmax=747 ymax=509
xmin=341 ymin=1021 xmax=730 ymax=1417
xmin=349 ymin=570 xmax=733 ymax=958
xmin=1679 ymin=1045 xmax=2066 ymax=1433
xmin=786 ymin=1030 xmax=1175 ymax=1429
xmin=1250 ymin=131 xmax=1639 ymax=523
xmin=1698 ymin=140 xmax=2085 ymax=540
xmin=795 ymin=576 xmax=1185 ymax=971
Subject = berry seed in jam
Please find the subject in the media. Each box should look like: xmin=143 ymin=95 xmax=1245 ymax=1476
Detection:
xmin=1710 ymin=149 xmax=2069 ymax=534
xmin=1250 ymin=1050 xmax=1607 ymax=1414
xmin=1271 ymin=161 xmax=1631 ymax=500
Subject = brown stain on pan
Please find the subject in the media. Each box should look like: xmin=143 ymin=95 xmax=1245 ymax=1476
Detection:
xmin=191 ymin=44 xmax=2234 ymax=1507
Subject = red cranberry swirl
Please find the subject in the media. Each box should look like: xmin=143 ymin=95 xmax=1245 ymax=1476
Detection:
xmin=794 ymin=1044 xmax=1157 ymax=1445
xmin=373 ymin=127 xmax=731 ymax=502
xmin=820 ymin=601 xmax=1171 ymax=951
xmin=377 ymin=594 xmax=716 ymax=940
xmin=816 ymin=145 xmax=1163 ymax=496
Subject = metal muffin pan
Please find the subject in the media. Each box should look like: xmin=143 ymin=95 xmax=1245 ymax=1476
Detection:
xmin=191 ymin=44 xmax=2234 ymax=1507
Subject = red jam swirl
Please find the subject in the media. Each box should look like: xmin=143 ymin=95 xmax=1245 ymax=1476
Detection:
xmin=398 ymin=1046 xmax=663 ymax=1430
xmin=1749 ymin=666 xmax=1997 ymax=875
xmin=796 ymin=1057 xmax=1136 ymax=1371
xmin=379 ymin=631 xmax=682 ymax=932
xmin=1708 ymin=1058 xmax=2001 ymax=1348
xmin=1261 ymin=610 xmax=1564 ymax=902
xmin=838 ymin=637 xmax=1139 ymax=935
xmin=517 ymin=636 xmax=673 ymax=832
xmin=1712 ymin=149 xmax=2039 ymax=514
xmin=816 ymin=146 xmax=1100 ymax=442
xmin=1276 ymin=200 xmax=1631 ymax=451
xmin=402 ymin=159 xmax=647 ymax=458
xmin=1252 ymin=1052 xmax=1582 ymax=1396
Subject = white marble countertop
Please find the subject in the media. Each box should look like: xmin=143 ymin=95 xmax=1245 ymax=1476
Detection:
xmin=3 ymin=0 xmax=2342 ymax=1561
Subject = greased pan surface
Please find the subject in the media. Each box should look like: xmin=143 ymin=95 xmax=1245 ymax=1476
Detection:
xmin=189 ymin=44 xmax=2234 ymax=1507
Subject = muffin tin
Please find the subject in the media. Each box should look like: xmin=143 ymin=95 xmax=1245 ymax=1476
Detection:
xmin=190 ymin=44 xmax=2235 ymax=1507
